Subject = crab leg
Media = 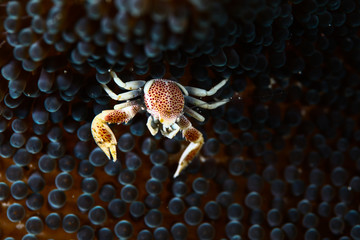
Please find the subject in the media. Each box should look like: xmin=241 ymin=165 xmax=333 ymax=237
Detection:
xmin=91 ymin=104 xmax=141 ymax=161
xmin=185 ymin=95 xmax=229 ymax=109
xmin=185 ymin=78 xmax=228 ymax=97
xmin=109 ymin=70 xmax=146 ymax=90
xmin=114 ymin=99 xmax=143 ymax=110
xmin=175 ymin=82 xmax=189 ymax=96
xmin=102 ymin=84 xmax=142 ymax=101
xmin=184 ymin=106 xmax=205 ymax=122
xmin=173 ymin=115 xmax=204 ymax=178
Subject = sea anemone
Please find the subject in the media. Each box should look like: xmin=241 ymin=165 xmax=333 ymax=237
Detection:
xmin=1 ymin=0 xmax=360 ymax=239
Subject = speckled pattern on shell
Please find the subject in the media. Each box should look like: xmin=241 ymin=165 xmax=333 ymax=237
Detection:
xmin=144 ymin=79 xmax=184 ymax=122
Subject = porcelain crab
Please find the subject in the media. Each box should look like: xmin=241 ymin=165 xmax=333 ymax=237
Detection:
xmin=91 ymin=70 xmax=229 ymax=177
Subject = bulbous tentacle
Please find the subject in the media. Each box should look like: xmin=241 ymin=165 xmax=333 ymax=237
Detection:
xmin=91 ymin=104 xmax=141 ymax=161
xmin=174 ymin=115 xmax=204 ymax=178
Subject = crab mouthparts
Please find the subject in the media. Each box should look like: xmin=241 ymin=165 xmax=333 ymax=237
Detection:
xmin=162 ymin=124 xmax=173 ymax=133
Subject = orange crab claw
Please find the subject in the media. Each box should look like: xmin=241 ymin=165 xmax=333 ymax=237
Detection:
xmin=91 ymin=105 xmax=141 ymax=161
xmin=174 ymin=115 xmax=204 ymax=178
xmin=91 ymin=110 xmax=118 ymax=161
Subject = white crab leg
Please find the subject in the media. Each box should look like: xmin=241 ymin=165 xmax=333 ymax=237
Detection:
xmin=143 ymin=80 xmax=154 ymax=95
xmin=185 ymin=96 xmax=230 ymax=109
xmin=91 ymin=104 xmax=141 ymax=161
xmin=184 ymin=106 xmax=205 ymax=122
xmin=102 ymin=84 xmax=142 ymax=101
xmin=175 ymin=82 xmax=189 ymax=96
xmin=146 ymin=116 xmax=159 ymax=136
xmin=114 ymin=99 xmax=143 ymax=110
xmin=173 ymin=115 xmax=204 ymax=178
xmin=185 ymin=78 xmax=228 ymax=97
xmin=110 ymin=70 xmax=146 ymax=90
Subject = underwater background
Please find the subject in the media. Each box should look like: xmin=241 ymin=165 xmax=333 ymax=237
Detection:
xmin=0 ymin=0 xmax=360 ymax=239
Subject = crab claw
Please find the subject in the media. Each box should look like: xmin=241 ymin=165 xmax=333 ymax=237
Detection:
xmin=174 ymin=116 xmax=204 ymax=178
xmin=91 ymin=105 xmax=142 ymax=161
xmin=91 ymin=111 xmax=118 ymax=161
